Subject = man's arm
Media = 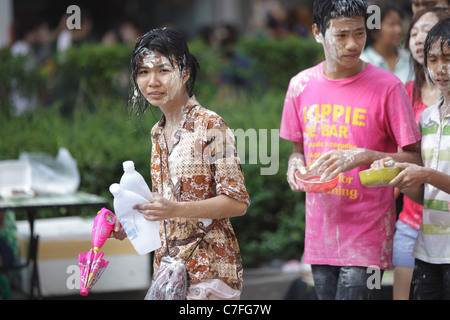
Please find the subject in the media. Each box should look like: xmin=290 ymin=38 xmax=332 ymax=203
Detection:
xmin=310 ymin=140 xmax=422 ymax=181
xmin=389 ymin=162 xmax=450 ymax=205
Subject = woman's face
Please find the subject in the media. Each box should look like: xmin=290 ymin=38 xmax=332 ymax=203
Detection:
xmin=373 ymin=10 xmax=403 ymax=49
xmin=136 ymin=50 xmax=188 ymax=107
xmin=426 ymin=39 xmax=450 ymax=91
xmin=410 ymin=12 xmax=440 ymax=65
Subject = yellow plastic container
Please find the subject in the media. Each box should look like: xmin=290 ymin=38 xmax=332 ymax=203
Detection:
xmin=359 ymin=167 xmax=401 ymax=187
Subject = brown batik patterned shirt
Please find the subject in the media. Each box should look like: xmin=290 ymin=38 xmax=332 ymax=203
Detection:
xmin=150 ymin=96 xmax=250 ymax=292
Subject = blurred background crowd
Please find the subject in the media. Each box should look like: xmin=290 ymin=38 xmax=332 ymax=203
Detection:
xmin=0 ymin=0 xmax=418 ymax=117
xmin=1 ymin=0 xmax=415 ymax=70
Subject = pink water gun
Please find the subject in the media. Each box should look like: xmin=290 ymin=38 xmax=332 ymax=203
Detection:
xmin=79 ymin=208 xmax=116 ymax=296
xmin=92 ymin=208 xmax=116 ymax=252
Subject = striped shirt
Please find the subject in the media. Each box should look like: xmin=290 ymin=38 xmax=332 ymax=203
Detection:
xmin=413 ymin=98 xmax=450 ymax=264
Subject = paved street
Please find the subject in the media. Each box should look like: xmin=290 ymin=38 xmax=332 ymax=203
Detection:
xmin=25 ymin=267 xmax=302 ymax=300
xmin=12 ymin=266 xmax=393 ymax=300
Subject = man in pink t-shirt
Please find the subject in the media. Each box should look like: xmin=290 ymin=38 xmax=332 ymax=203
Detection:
xmin=280 ymin=0 xmax=422 ymax=300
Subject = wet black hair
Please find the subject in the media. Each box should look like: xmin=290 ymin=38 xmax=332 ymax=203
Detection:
xmin=313 ymin=0 xmax=369 ymax=36
xmin=424 ymin=17 xmax=450 ymax=84
xmin=128 ymin=27 xmax=200 ymax=121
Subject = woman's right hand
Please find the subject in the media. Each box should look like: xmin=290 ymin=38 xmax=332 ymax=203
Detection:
xmin=111 ymin=219 xmax=127 ymax=240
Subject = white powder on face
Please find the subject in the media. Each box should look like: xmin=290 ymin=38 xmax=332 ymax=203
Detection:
xmin=323 ymin=23 xmax=341 ymax=69
xmin=140 ymin=49 xmax=186 ymax=106
xmin=428 ymin=66 xmax=436 ymax=79
xmin=315 ymin=33 xmax=324 ymax=44
xmin=142 ymin=49 xmax=172 ymax=70
xmin=163 ymin=66 xmax=184 ymax=105
xmin=427 ymin=40 xmax=450 ymax=91
xmin=321 ymin=17 xmax=366 ymax=74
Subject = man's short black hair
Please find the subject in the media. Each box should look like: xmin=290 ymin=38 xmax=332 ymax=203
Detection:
xmin=313 ymin=0 xmax=369 ymax=36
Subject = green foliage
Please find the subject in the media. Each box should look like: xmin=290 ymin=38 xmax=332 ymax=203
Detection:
xmin=0 ymin=37 xmax=323 ymax=266
xmin=188 ymin=39 xmax=224 ymax=100
xmin=0 ymin=99 xmax=151 ymax=210
xmin=48 ymin=43 xmax=133 ymax=115
xmin=188 ymin=36 xmax=324 ymax=97
xmin=236 ymin=36 xmax=324 ymax=91
xmin=0 ymin=49 xmax=45 ymax=117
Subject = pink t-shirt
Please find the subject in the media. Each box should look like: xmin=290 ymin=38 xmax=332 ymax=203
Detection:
xmin=280 ymin=62 xmax=421 ymax=269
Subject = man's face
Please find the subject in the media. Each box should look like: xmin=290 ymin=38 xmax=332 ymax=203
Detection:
xmin=412 ymin=0 xmax=449 ymax=15
xmin=426 ymin=40 xmax=450 ymax=91
xmin=315 ymin=16 xmax=367 ymax=75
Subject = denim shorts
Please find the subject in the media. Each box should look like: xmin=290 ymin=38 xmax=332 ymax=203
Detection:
xmin=393 ymin=220 xmax=419 ymax=268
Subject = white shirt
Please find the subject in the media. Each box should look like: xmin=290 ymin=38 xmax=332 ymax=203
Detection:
xmin=360 ymin=46 xmax=413 ymax=83
xmin=413 ymin=98 xmax=450 ymax=263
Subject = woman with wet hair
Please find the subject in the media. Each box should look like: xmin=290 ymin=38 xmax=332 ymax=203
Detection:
xmin=115 ymin=27 xmax=250 ymax=300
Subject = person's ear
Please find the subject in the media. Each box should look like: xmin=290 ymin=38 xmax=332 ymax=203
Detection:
xmin=182 ymin=69 xmax=190 ymax=85
xmin=312 ymin=24 xmax=323 ymax=44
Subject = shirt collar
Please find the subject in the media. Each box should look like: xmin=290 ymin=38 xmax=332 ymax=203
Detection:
xmin=152 ymin=95 xmax=200 ymax=140
xmin=424 ymin=97 xmax=446 ymax=126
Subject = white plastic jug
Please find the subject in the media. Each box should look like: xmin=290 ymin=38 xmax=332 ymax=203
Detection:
xmin=119 ymin=161 xmax=152 ymax=199
xmin=109 ymin=183 xmax=161 ymax=255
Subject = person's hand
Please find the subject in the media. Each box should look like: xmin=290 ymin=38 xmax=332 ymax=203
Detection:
xmin=371 ymin=157 xmax=401 ymax=198
xmin=389 ymin=162 xmax=427 ymax=190
xmin=310 ymin=149 xmax=365 ymax=181
xmin=287 ymin=158 xmax=306 ymax=192
xmin=371 ymin=157 xmax=395 ymax=169
xmin=111 ymin=219 xmax=127 ymax=240
xmin=133 ymin=193 xmax=177 ymax=221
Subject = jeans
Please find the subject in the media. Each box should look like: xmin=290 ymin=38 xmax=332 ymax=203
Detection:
xmin=311 ymin=265 xmax=384 ymax=300
xmin=411 ymin=259 xmax=450 ymax=300
xmin=393 ymin=220 xmax=419 ymax=268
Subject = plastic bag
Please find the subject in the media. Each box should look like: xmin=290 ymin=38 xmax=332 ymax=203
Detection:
xmin=19 ymin=147 xmax=80 ymax=195
xmin=145 ymin=256 xmax=188 ymax=300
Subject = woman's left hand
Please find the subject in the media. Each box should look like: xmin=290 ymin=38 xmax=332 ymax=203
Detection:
xmin=111 ymin=219 xmax=127 ymax=240
xmin=133 ymin=193 xmax=177 ymax=221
